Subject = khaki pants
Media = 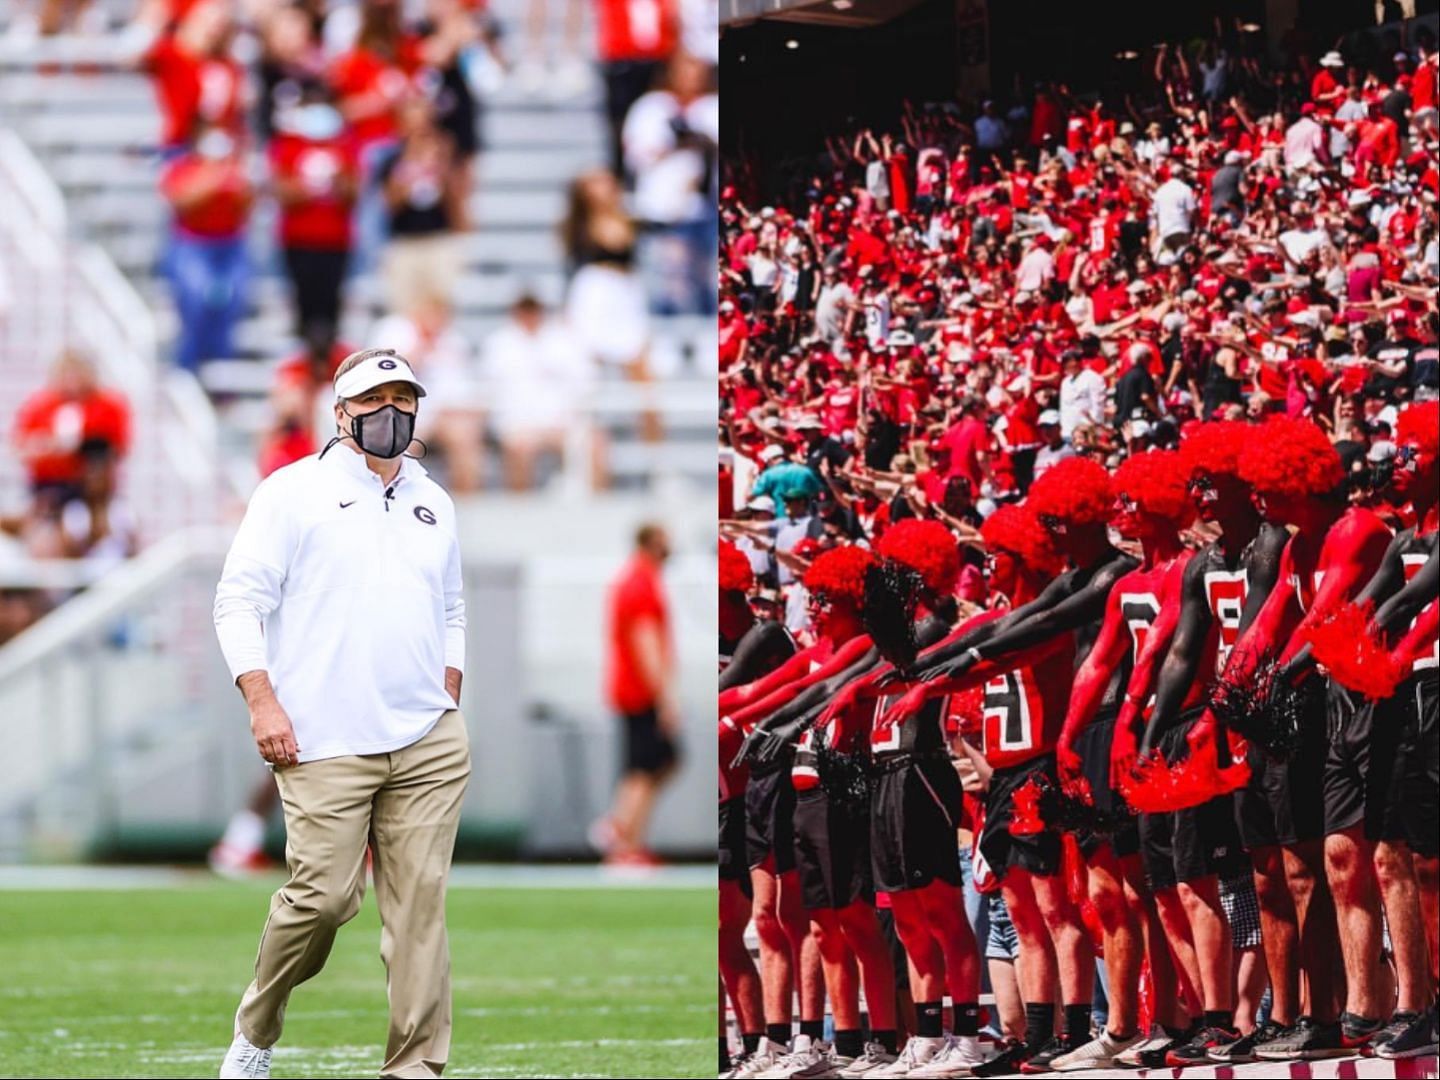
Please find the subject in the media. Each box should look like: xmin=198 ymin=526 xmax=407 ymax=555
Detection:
xmin=236 ymin=710 xmax=471 ymax=1078
xmin=382 ymin=233 xmax=463 ymax=316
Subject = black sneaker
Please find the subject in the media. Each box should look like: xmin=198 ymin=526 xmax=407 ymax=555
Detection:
xmin=1340 ymin=1010 xmax=1386 ymax=1049
xmin=972 ymin=1038 xmax=1030 ymax=1076
xmin=1360 ymin=1011 xmax=1422 ymax=1058
xmin=1165 ymin=1026 xmax=1240 ymax=1067
xmin=1208 ymin=1020 xmax=1285 ymax=1064
xmin=1136 ymin=1024 xmax=1200 ymax=1068
xmin=1017 ymin=1033 xmax=1083 ymax=1073
xmin=1253 ymin=1016 xmax=1347 ymax=1060
xmin=1377 ymin=1005 xmax=1440 ymax=1060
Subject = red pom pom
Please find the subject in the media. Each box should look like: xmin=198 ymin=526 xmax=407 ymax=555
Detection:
xmin=1010 ymin=777 xmax=1046 ymax=836
xmin=1238 ymin=417 xmax=1343 ymax=500
xmin=1028 ymin=457 xmax=1114 ymax=526
xmin=1113 ymin=449 xmax=1195 ymax=524
xmin=803 ymin=545 xmax=878 ymax=606
xmin=1302 ymin=601 xmax=1405 ymax=700
xmin=948 ymin=685 xmax=986 ymax=736
xmin=1179 ymin=420 xmax=1255 ymax=481
xmin=719 ymin=540 xmax=755 ymax=594
xmin=1397 ymin=401 xmax=1439 ymax=461
xmin=1121 ymin=728 xmax=1251 ymax=812
xmin=980 ymin=504 xmax=1063 ymax=574
xmin=877 ymin=519 xmax=961 ymax=596
xmin=1339 ymin=366 xmax=1369 ymax=397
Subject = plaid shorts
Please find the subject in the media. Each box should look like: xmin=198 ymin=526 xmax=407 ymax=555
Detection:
xmin=1220 ymin=871 xmax=1263 ymax=950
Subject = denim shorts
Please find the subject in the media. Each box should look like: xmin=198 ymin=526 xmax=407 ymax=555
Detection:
xmin=985 ymin=891 xmax=1020 ymax=961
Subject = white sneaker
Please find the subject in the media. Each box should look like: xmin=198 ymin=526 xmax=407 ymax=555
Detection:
xmin=877 ymin=1036 xmax=946 ymax=1077
xmin=757 ymin=1035 xmax=814 ymax=1078
xmin=838 ymin=1041 xmax=898 ymax=1077
xmin=218 ymin=1032 xmax=272 ymax=1078
xmin=1051 ymin=1028 xmax=1146 ymax=1071
xmin=1113 ymin=1024 xmax=1171 ymax=1068
xmin=765 ymin=1039 xmax=847 ymax=1079
xmin=732 ymin=1039 xmax=790 ymax=1078
xmin=907 ymin=1035 xmax=986 ymax=1077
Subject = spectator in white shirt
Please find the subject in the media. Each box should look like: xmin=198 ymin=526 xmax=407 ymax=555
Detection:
xmin=1059 ymin=351 xmax=1107 ymax=436
xmin=1014 ymin=234 xmax=1056 ymax=293
xmin=1284 ymin=105 xmax=1327 ymax=174
xmin=1152 ymin=167 xmax=1197 ymax=254
xmin=479 ymin=294 xmax=598 ymax=490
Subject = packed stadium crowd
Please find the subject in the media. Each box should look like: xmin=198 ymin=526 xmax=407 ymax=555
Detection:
xmin=716 ymin=16 xmax=1440 ymax=1079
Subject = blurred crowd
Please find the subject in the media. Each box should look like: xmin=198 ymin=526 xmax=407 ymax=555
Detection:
xmin=720 ymin=18 xmax=1438 ymax=625
xmin=1 ymin=0 xmax=713 ymax=646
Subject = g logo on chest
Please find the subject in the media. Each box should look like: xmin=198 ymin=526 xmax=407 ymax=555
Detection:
xmin=414 ymin=506 xmax=437 ymax=525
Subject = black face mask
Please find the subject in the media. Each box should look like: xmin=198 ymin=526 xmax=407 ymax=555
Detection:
xmin=341 ymin=404 xmax=416 ymax=459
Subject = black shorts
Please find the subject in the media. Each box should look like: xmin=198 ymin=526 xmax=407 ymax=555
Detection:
xmin=1234 ymin=698 xmax=1327 ymax=850
xmin=745 ymin=766 xmax=797 ymax=874
xmin=794 ymin=787 xmax=873 ymax=910
xmin=621 ymin=708 xmax=677 ymax=775
xmin=870 ymin=754 xmax=964 ymax=894
xmin=1140 ymin=719 xmax=1249 ymax=889
xmin=1397 ymin=671 xmax=1439 ymax=857
xmin=978 ymin=753 xmax=1063 ymax=882
xmin=719 ymin=796 xmax=752 ymax=897
xmin=1071 ymin=708 xmax=1140 ymax=859
xmin=1325 ymin=680 xmax=1406 ymax=841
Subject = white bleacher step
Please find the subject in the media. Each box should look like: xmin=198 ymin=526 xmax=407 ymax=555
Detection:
xmin=20 ymin=108 xmax=603 ymax=153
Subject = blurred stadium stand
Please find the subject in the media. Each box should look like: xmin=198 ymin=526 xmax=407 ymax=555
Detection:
xmin=0 ymin=0 xmax=716 ymax=864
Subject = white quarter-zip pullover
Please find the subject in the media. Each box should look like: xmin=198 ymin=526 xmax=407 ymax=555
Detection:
xmin=214 ymin=446 xmax=465 ymax=762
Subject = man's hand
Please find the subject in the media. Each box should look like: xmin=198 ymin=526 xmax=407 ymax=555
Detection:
xmin=237 ymin=671 xmax=298 ymax=767
xmin=1055 ymin=739 xmax=1084 ymax=793
xmin=251 ymin=696 xmax=299 ymax=768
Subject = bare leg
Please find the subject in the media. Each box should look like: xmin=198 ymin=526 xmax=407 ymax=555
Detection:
xmin=1414 ymin=855 xmax=1439 ymax=985
xmin=1155 ymin=886 xmax=1204 ymax=1014
xmin=1252 ymin=845 xmax=1301 ymax=1025
xmin=988 ymin=957 xmax=1025 ymax=1038
xmin=1087 ymin=847 xmax=1142 ymax=1035
xmin=1374 ymin=840 xmax=1432 ymax=1014
xmin=1178 ymin=875 xmax=1235 ymax=1013
xmin=1234 ymin=946 xmax=1268 ymax=1034
xmin=1002 ymin=873 xmax=1060 ymax=1009
xmin=721 ymin=880 xmax=764 ymax=1039
xmin=751 ymin=863 xmax=796 ymax=1030
xmin=1288 ymin=838 xmax=1342 ymax=1022
xmin=1030 ymin=868 xmax=1095 ymax=1007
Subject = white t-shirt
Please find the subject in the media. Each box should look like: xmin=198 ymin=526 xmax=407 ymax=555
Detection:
xmin=479 ymin=318 xmax=596 ymax=436
xmin=815 ymin=281 xmax=854 ymax=341
xmin=622 ymin=90 xmax=719 ymax=224
xmin=214 ymin=449 xmax=465 ymax=762
xmin=862 ymin=291 xmax=891 ymax=348
xmin=1152 ymin=178 xmax=1197 ymax=239
xmin=1059 ymin=367 xmax=1107 ymax=435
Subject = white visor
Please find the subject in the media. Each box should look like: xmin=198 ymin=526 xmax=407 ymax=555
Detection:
xmin=334 ymin=349 xmax=428 ymax=400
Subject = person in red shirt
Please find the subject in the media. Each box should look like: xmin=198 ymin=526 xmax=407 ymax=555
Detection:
xmin=257 ymin=326 xmax=353 ymax=479
xmin=598 ymin=523 xmax=678 ymax=865
xmin=160 ymin=124 xmax=253 ymax=371
xmin=594 ymin=0 xmax=679 ymax=176
xmin=143 ymin=0 xmax=244 ymax=151
xmin=269 ymin=88 xmax=360 ymax=337
xmin=13 ymin=350 xmax=131 ymax=508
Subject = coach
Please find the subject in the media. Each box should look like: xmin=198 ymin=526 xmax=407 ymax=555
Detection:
xmin=214 ymin=348 xmax=470 ymax=1080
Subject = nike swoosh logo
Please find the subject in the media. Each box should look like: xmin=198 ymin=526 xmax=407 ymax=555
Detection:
xmin=339 ymin=500 xmax=356 ymax=509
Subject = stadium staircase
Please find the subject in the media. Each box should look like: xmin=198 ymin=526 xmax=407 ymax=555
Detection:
xmin=0 ymin=0 xmax=717 ymax=497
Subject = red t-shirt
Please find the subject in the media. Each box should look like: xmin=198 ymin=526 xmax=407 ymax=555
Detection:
xmin=146 ymin=35 xmax=243 ymax=147
xmin=161 ymin=155 xmax=251 ymax=236
xmin=938 ymin=417 xmax=990 ymax=486
xmin=594 ymin=0 xmax=679 ymax=62
xmin=330 ymin=42 xmax=421 ymax=145
xmin=13 ymin=388 xmax=132 ymax=485
xmin=269 ymin=135 xmax=359 ymax=250
xmin=606 ymin=554 xmax=672 ymax=714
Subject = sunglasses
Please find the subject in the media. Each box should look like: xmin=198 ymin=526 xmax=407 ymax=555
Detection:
xmin=1038 ymin=513 xmax=1068 ymax=535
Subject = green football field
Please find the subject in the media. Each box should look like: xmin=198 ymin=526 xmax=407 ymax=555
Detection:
xmin=0 ymin=876 xmax=712 ymax=1079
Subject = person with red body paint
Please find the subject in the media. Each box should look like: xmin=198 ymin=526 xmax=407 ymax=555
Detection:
xmin=1170 ymin=417 xmax=1392 ymax=1061
xmin=867 ymin=505 xmax=1098 ymax=1077
xmin=857 ymin=461 xmax=1136 ymax=1075
xmin=1288 ymin=402 xmax=1439 ymax=1060
xmin=1125 ymin=421 xmax=1292 ymax=1066
xmin=741 ymin=521 xmax=978 ymax=1079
